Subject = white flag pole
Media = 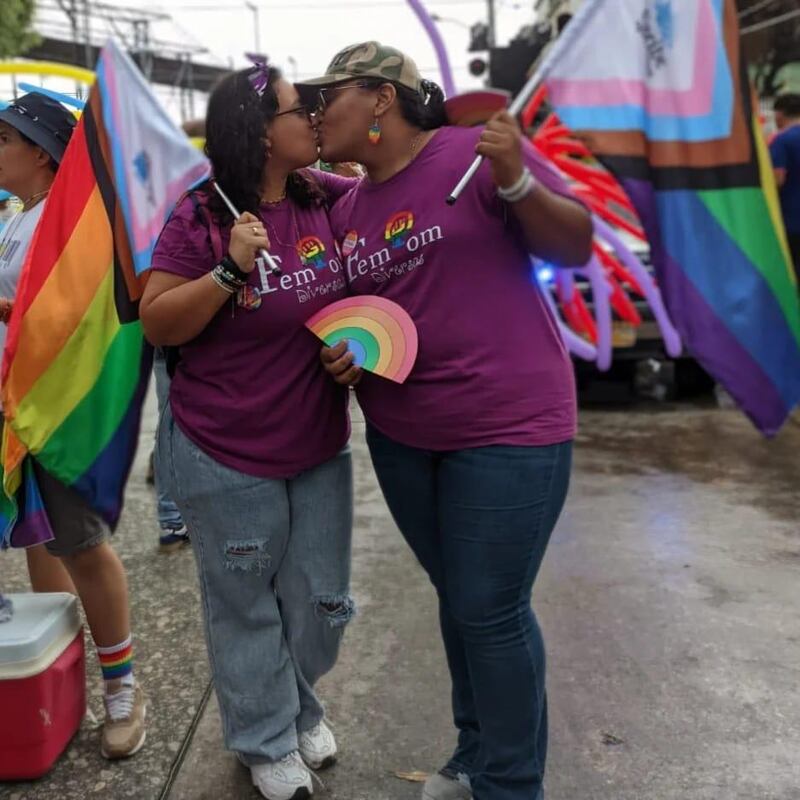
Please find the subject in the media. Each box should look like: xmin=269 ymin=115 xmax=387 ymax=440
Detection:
xmin=446 ymin=0 xmax=606 ymax=205
xmin=213 ymin=181 xmax=282 ymax=275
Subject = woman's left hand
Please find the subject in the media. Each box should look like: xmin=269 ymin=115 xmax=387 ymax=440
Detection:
xmin=476 ymin=111 xmax=526 ymax=192
xmin=320 ymin=341 xmax=363 ymax=387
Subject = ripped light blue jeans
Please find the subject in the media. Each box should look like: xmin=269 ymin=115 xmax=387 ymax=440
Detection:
xmin=157 ymin=405 xmax=354 ymax=765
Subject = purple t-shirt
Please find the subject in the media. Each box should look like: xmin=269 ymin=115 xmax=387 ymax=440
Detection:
xmin=330 ymin=126 xmax=579 ymax=450
xmin=151 ymin=169 xmax=353 ymax=478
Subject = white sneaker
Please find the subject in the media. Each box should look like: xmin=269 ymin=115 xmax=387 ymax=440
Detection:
xmin=251 ymin=751 xmax=313 ymax=800
xmin=298 ymin=719 xmax=337 ymax=770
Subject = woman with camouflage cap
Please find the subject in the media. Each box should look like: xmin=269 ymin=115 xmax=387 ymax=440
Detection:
xmin=300 ymin=41 xmax=592 ymax=800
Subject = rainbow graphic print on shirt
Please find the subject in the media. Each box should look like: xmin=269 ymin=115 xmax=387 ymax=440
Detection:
xmin=385 ymin=211 xmax=414 ymax=249
xmin=296 ymin=236 xmax=327 ymax=270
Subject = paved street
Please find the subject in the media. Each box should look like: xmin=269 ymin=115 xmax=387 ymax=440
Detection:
xmin=1 ymin=389 xmax=799 ymax=800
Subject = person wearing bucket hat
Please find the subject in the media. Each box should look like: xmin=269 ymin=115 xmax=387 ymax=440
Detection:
xmin=0 ymin=92 xmax=78 ymax=596
xmin=0 ymin=90 xmax=77 ymax=167
xmin=0 ymin=95 xmax=79 ymax=616
xmin=1 ymin=92 xmax=149 ymax=761
xmin=309 ymin=42 xmax=592 ymax=800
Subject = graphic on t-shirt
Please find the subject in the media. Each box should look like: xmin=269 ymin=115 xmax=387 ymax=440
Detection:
xmin=256 ymin=239 xmax=346 ymax=304
xmin=342 ymin=230 xmax=359 ymax=256
xmin=345 ymin=214 xmax=444 ymax=286
xmin=384 ymin=212 xmax=414 ymax=249
xmin=0 ymin=239 xmax=22 ymax=267
xmin=296 ymin=236 xmax=327 ymax=269
xmin=237 ymin=285 xmax=262 ymax=310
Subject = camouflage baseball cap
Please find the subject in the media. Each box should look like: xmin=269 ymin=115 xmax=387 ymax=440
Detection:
xmin=296 ymin=41 xmax=423 ymax=95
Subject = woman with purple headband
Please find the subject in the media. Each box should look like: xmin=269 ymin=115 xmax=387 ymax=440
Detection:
xmin=141 ymin=60 xmax=356 ymax=800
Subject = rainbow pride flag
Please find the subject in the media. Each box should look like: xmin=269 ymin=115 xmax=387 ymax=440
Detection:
xmin=543 ymin=0 xmax=800 ymax=435
xmin=1 ymin=40 xmax=209 ymax=548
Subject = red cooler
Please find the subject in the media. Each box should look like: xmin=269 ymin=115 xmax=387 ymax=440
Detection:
xmin=0 ymin=592 xmax=85 ymax=780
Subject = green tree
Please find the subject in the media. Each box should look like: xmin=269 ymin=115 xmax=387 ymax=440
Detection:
xmin=738 ymin=0 xmax=800 ymax=96
xmin=0 ymin=0 xmax=40 ymax=60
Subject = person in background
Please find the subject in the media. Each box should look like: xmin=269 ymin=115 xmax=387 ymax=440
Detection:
xmin=0 ymin=91 xmax=146 ymax=759
xmin=152 ymin=347 xmax=190 ymax=550
xmin=770 ymin=93 xmax=800 ymax=281
xmin=0 ymin=100 xmax=75 ymax=599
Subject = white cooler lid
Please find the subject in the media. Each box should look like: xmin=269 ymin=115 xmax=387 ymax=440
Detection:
xmin=0 ymin=593 xmax=81 ymax=675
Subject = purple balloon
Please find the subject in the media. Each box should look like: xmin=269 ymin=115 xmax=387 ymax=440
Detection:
xmin=406 ymin=0 xmax=457 ymax=97
xmin=580 ymin=255 xmax=613 ymax=370
xmin=552 ymin=258 xmax=612 ymax=369
xmin=592 ymin=216 xmax=682 ymax=358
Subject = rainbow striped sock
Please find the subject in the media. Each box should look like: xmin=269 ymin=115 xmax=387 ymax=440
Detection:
xmin=97 ymin=635 xmax=134 ymax=685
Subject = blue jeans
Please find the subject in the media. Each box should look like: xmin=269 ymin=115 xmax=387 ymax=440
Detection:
xmin=153 ymin=350 xmax=183 ymax=530
xmin=366 ymin=425 xmax=572 ymax=800
xmin=158 ymin=405 xmax=354 ymax=764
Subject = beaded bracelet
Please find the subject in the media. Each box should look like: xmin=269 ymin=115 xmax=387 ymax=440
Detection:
xmin=211 ymin=263 xmax=247 ymax=294
xmin=497 ymin=167 xmax=536 ymax=204
xmin=219 ymin=255 xmax=250 ymax=283
xmin=217 ymin=265 xmax=247 ymax=286
xmin=210 ymin=268 xmax=237 ymax=294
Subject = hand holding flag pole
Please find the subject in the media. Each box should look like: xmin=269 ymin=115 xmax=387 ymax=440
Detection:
xmin=212 ymin=181 xmax=282 ymax=275
xmin=446 ymin=0 xmax=603 ymax=205
xmin=446 ymin=67 xmax=546 ymax=205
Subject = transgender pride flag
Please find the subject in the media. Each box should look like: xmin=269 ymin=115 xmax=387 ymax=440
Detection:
xmin=1 ymin=40 xmax=209 ymax=547
xmin=542 ymin=0 xmax=800 ymax=435
xmin=96 ymin=40 xmax=211 ymax=274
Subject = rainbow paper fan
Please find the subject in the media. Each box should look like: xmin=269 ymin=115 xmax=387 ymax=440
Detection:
xmin=305 ymin=296 xmax=418 ymax=384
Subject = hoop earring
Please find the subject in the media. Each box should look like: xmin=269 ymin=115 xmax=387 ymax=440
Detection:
xmin=368 ymin=117 xmax=382 ymax=145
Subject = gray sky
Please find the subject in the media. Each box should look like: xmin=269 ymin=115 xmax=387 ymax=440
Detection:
xmin=150 ymin=0 xmax=532 ymax=83
xmin=3 ymin=0 xmax=535 ymax=120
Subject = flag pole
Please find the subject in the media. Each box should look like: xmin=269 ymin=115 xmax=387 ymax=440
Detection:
xmin=212 ymin=181 xmax=282 ymax=275
xmin=446 ymin=0 xmax=605 ymax=205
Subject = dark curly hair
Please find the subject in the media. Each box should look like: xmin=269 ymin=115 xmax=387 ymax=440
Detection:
xmin=201 ymin=66 xmax=324 ymax=221
xmin=360 ymin=77 xmax=448 ymax=131
xmin=774 ymin=93 xmax=800 ymax=119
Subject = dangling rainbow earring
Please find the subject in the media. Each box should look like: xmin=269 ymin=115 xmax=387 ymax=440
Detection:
xmin=368 ymin=117 xmax=382 ymax=145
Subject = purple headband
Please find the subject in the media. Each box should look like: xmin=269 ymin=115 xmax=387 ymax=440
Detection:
xmin=246 ymin=53 xmax=270 ymax=96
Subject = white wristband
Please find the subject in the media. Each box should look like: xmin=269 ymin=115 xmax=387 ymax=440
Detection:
xmin=497 ymin=167 xmax=536 ymax=203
